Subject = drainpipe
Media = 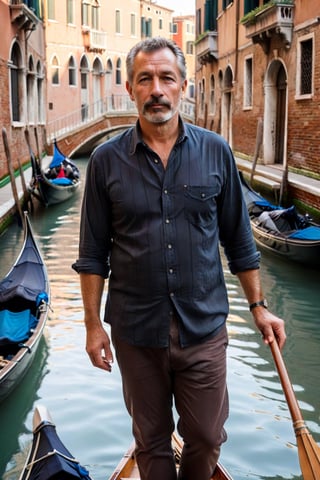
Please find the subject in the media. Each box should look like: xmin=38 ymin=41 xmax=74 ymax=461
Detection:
xmin=235 ymin=0 xmax=240 ymax=82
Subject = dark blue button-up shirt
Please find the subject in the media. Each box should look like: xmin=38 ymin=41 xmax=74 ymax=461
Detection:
xmin=73 ymin=120 xmax=260 ymax=347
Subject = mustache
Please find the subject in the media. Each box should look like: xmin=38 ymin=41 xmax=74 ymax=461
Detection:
xmin=144 ymin=98 xmax=171 ymax=109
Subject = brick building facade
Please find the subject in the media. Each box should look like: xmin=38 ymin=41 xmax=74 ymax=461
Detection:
xmin=195 ymin=0 xmax=320 ymax=210
xmin=0 ymin=0 xmax=46 ymax=180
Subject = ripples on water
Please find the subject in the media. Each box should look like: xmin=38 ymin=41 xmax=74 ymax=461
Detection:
xmin=0 ymin=158 xmax=319 ymax=480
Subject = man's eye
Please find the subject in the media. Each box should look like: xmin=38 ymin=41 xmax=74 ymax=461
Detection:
xmin=163 ymin=76 xmax=175 ymax=82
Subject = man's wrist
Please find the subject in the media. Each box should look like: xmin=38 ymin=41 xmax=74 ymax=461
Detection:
xmin=249 ymin=299 xmax=268 ymax=311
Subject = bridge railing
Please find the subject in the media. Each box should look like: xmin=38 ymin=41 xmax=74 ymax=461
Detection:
xmin=46 ymin=95 xmax=137 ymax=142
xmin=46 ymin=95 xmax=195 ymax=142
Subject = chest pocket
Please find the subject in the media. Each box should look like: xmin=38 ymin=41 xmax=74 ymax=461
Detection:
xmin=184 ymin=185 xmax=219 ymax=227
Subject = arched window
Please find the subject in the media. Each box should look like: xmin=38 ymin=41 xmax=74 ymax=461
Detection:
xmin=92 ymin=56 xmax=104 ymax=115
xmin=210 ymin=74 xmax=215 ymax=114
xmin=27 ymin=55 xmax=35 ymax=124
xmin=51 ymin=55 xmax=60 ymax=85
xmin=68 ymin=55 xmax=77 ymax=86
xmin=199 ymin=78 xmax=205 ymax=116
xmin=116 ymin=58 xmax=121 ymax=85
xmin=10 ymin=42 xmax=23 ymax=122
xmin=37 ymin=60 xmax=45 ymax=124
xmin=105 ymin=58 xmax=113 ymax=94
xmin=80 ymin=55 xmax=90 ymax=120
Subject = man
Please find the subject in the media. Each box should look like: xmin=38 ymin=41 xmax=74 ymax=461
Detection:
xmin=73 ymin=37 xmax=286 ymax=480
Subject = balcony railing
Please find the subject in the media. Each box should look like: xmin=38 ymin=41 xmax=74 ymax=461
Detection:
xmin=82 ymin=27 xmax=107 ymax=52
xmin=242 ymin=2 xmax=294 ymax=53
xmin=195 ymin=31 xmax=218 ymax=64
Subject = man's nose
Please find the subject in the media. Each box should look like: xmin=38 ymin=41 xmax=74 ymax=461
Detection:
xmin=150 ymin=78 xmax=163 ymax=96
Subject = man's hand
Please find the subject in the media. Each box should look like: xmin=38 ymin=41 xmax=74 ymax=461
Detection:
xmin=85 ymin=323 xmax=114 ymax=372
xmin=252 ymin=308 xmax=286 ymax=349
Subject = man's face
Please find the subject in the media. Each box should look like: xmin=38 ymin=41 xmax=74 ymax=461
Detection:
xmin=126 ymin=47 xmax=187 ymax=125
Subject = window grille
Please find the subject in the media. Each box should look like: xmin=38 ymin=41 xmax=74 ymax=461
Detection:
xmin=300 ymin=39 xmax=312 ymax=95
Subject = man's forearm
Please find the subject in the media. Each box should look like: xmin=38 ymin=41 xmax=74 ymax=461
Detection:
xmin=79 ymin=272 xmax=105 ymax=326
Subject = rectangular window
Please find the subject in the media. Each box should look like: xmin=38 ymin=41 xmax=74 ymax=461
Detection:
xmin=67 ymin=0 xmax=74 ymax=24
xmin=205 ymin=0 xmax=218 ymax=31
xmin=296 ymin=34 xmax=314 ymax=98
xmin=300 ymin=39 xmax=312 ymax=95
xmin=47 ymin=0 xmax=55 ymax=20
xmin=243 ymin=0 xmax=259 ymax=15
xmin=115 ymin=10 xmax=121 ymax=33
xmin=186 ymin=41 xmax=194 ymax=55
xmin=244 ymin=57 xmax=253 ymax=108
xmin=141 ymin=17 xmax=146 ymax=36
xmin=223 ymin=0 xmax=233 ymax=9
xmin=146 ymin=18 xmax=152 ymax=37
xmin=196 ymin=8 xmax=202 ymax=36
xmin=92 ymin=6 xmax=99 ymax=29
xmin=82 ymin=2 xmax=89 ymax=26
xmin=131 ymin=14 xmax=136 ymax=36
xmin=159 ymin=18 xmax=163 ymax=30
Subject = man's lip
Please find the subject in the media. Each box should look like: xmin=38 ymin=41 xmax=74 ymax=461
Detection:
xmin=149 ymin=103 xmax=167 ymax=108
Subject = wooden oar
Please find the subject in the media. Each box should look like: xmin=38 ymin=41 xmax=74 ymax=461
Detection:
xmin=270 ymin=340 xmax=320 ymax=479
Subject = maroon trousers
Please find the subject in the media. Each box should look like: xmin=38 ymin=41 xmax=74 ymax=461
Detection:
xmin=112 ymin=319 xmax=229 ymax=480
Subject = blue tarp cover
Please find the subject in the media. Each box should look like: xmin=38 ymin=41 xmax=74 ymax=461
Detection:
xmin=26 ymin=422 xmax=92 ymax=479
xmin=288 ymin=226 xmax=320 ymax=241
xmin=50 ymin=178 xmax=73 ymax=186
xmin=49 ymin=146 xmax=65 ymax=168
xmin=0 ymin=309 xmax=37 ymax=342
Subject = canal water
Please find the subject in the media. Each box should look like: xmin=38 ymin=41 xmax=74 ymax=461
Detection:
xmin=0 ymin=157 xmax=319 ymax=480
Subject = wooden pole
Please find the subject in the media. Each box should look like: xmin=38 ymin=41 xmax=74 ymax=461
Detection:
xmin=250 ymin=117 xmax=263 ymax=185
xmin=2 ymin=127 xmax=23 ymax=224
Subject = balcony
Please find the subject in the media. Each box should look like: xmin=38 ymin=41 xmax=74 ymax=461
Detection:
xmin=195 ymin=31 xmax=218 ymax=64
xmin=82 ymin=27 xmax=107 ymax=53
xmin=242 ymin=2 xmax=294 ymax=53
xmin=9 ymin=1 xmax=39 ymax=31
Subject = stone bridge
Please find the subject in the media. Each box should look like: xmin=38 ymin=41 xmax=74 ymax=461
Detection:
xmin=46 ymin=95 xmax=195 ymax=158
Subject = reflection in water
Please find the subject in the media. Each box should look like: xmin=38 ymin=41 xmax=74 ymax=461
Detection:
xmin=0 ymin=157 xmax=319 ymax=480
xmin=1 ymin=336 xmax=49 ymax=479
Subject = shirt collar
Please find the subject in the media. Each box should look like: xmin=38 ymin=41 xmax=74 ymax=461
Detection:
xmin=129 ymin=117 xmax=188 ymax=155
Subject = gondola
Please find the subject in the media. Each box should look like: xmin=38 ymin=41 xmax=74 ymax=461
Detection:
xmin=19 ymin=405 xmax=92 ymax=480
xmin=0 ymin=213 xmax=49 ymax=402
xmin=28 ymin=139 xmax=80 ymax=207
xmin=19 ymin=405 xmax=232 ymax=480
xmin=239 ymin=171 xmax=320 ymax=267
xmin=108 ymin=433 xmax=233 ymax=480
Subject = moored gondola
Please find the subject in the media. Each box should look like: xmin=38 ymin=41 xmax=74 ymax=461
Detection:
xmin=239 ymin=171 xmax=320 ymax=267
xmin=19 ymin=405 xmax=92 ymax=480
xmin=0 ymin=213 xmax=49 ymax=402
xmin=28 ymin=139 xmax=80 ymax=207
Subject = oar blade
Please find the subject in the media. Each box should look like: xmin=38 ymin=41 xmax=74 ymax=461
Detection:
xmin=297 ymin=432 xmax=320 ymax=479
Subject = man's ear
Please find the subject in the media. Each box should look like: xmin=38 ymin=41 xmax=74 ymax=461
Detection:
xmin=181 ymin=79 xmax=188 ymax=98
xmin=126 ymin=81 xmax=134 ymax=101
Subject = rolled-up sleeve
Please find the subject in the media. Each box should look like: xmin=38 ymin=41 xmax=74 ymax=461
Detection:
xmin=217 ymin=144 xmax=261 ymax=274
xmin=72 ymin=146 xmax=112 ymax=279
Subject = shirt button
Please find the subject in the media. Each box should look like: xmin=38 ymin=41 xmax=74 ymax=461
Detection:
xmin=165 ymin=218 xmax=170 ymax=224
xmin=154 ymin=159 xmax=159 ymax=164
xmin=164 ymin=189 xmax=168 ymax=194
xmin=169 ymin=268 xmax=173 ymax=274
xmin=170 ymin=292 xmax=175 ymax=297
xmin=201 ymin=193 xmax=206 ymax=198
xmin=167 ymin=244 xmax=172 ymax=249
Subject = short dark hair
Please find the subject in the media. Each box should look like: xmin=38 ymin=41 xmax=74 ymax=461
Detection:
xmin=126 ymin=37 xmax=187 ymax=84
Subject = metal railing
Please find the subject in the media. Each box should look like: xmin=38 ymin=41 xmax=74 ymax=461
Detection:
xmin=46 ymin=94 xmax=195 ymax=142
xmin=46 ymin=95 xmax=137 ymax=142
